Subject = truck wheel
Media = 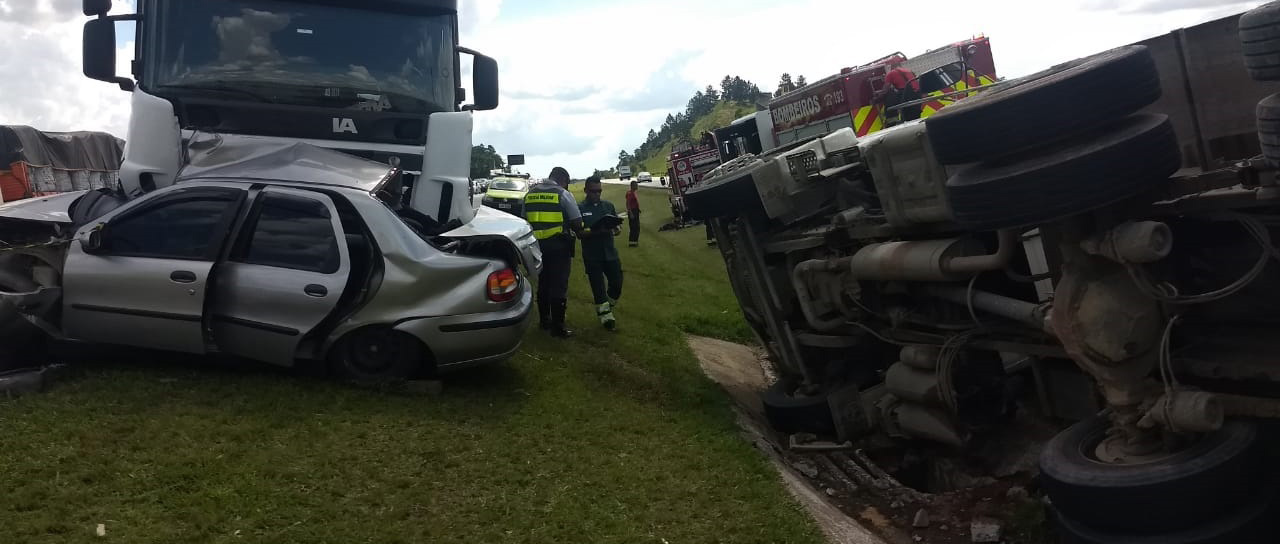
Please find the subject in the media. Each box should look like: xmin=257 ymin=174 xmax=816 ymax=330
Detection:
xmin=761 ymin=381 xmax=836 ymax=435
xmin=1256 ymin=93 xmax=1280 ymax=164
xmin=925 ymin=45 xmax=1160 ymax=165
xmin=331 ymin=328 xmax=428 ymax=384
xmin=1051 ymin=494 xmax=1272 ymax=544
xmin=1241 ymin=2 xmax=1280 ymax=81
xmin=1039 ymin=415 xmax=1261 ymax=533
xmin=945 ymin=113 xmax=1179 ymax=231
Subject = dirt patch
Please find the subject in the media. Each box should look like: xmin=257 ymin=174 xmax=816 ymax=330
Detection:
xmin=688 ymin=335 xmax=1051 ymax=544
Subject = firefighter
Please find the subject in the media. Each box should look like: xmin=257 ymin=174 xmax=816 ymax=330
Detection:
xmin=524 ymin=167 xmax=585 ymax=338
xmin=884 ymin=61 xmax=923 ymax=123
xmin=579 ymin=176 xmax=624 ymax=330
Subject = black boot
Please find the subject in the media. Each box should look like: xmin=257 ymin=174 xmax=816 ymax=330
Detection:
xmin=549 ymin=299 xmax=573 ymax=338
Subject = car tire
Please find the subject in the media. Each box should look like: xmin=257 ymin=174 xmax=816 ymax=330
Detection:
xmin=925 ymin=45 xmax=1160 ymax=165
xmin=1051 ymin=493 xmax=1273 ymax=544
xmin=761 ymin=381 xmax=836 ymax=435
xmin=945 ymin=113 xmax=1180 ymax=231
xmin=1241 ymin=2 xmax=1280 ymax=81
xmin=1039 ymin=415 xmax=1262 ymax=533
xmin=331 ymin=328 xmax=428 ymax=384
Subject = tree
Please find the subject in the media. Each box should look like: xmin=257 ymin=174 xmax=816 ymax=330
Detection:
xmin=775 ymin=73 xmax=795 ymax=97
xmin=617 ymin=150 xmax=634 ymax=170
xmin=470 ymin=144 xmax=503 ymax=180
xmin=796 ymin=75 xmax=807 ymax=87
xmin=704 ymin=84 xmax=720 ymax=102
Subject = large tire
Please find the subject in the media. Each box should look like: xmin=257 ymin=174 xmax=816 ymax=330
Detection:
xmin=761 ymin=381 xmax=835 ymax=435
xmin=1241 ymin=2 xmax=1280 ymax=81
xmin=925 ymin=45 xmax=1160 ymax=165
xmin=1257 ymin=93 xmax=1280 ymax=164
xmin=1039 ymin=416 xmax=1261 ymax=533
xmin=945 ymin=113 xmax=1179 ymax=231
xmin=1051 ymin=493 xmax=1273 ymax=544
xmin=0 ymin=254 xmax=47 ymax=370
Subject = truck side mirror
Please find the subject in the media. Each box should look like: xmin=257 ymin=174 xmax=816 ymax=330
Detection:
xmin=83 ymin=17 xmax=136 ymax=91
xmin=83 ymin=0 xmax=111 ymax=16
xmin=458 ymin=47 xmax=499 ymax=111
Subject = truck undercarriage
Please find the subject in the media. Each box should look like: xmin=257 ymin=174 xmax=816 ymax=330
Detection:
xmin=686 ymin=7 xmax=1280 ymax=540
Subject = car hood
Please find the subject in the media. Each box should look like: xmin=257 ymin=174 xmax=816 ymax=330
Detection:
xmin=442 ymin=205 xmax=542 ymax=275
xmin=0 ymin=191 xmax=85 ymax=223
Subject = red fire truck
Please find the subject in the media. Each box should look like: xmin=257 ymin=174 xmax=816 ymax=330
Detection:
xmin=665 ymin=36 xmax=997 ymax=223
xmin=666 ymin=137 xmax=722 ymax=225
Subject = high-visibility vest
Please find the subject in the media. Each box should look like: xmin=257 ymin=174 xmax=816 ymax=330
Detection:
xmin=524 ymin=186 xmax=566 ymax=240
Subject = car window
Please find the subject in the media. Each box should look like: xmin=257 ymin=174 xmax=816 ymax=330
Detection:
xmin=107 ymin=192 xmax=239 ymax=259
xmin=237 ymin=193 xmax=341 ymax=274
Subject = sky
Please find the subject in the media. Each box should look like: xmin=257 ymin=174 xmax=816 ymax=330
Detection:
xmin=0 ymin=0 xmax=1265 ymax=179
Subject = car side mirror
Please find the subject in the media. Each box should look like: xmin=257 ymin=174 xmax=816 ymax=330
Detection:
xmin=458 ymin=47 xmax=499 ymax=111
xmin=83 ymin=0 xmax=111 ymax=15
xmin=83 ymin=16 xmax=138 ymax=91
xmin=79 ymin=227 xmax=105 ymax=254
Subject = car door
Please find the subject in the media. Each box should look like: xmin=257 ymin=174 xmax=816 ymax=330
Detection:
xmin=209 ymin=187 xmax=350 ymax=366
xmin=62 ymin=186 xmax=247 ymax=354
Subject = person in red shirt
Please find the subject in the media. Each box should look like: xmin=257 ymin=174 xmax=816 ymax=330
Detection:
xmin=884 ymin=61 xmax=923 ymax=122
xmin=625 ymin=180 xmax=641 ymax=247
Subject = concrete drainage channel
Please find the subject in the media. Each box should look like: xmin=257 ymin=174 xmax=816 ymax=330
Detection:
xmin=689 ymin=335 xmax=1047 ymax=544
xmin=0 ymin=364 xmax=71 ymax=398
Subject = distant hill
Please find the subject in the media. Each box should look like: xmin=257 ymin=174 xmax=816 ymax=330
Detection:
xmin=638 ymin=101 xmax=757 ymax=175
xmin=616 ymin=75 xmax=765 ymax=177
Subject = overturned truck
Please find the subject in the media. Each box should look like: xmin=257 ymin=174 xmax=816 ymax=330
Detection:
xmin=686 ymin=6 xmax=1280 ymax=541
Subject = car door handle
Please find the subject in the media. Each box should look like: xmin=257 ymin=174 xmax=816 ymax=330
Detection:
xmin=304 ymin=284 xmax=328 ymax=298
xmin=170 ymin=270 xmax=197 ymax=283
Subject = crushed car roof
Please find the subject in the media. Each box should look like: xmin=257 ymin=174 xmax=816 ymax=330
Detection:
xmin=176 ymin=136 xmax=398 ymax=193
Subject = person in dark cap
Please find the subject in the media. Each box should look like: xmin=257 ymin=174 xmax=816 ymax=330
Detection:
xmin=523 ymin=166 xmax=585 ymax=337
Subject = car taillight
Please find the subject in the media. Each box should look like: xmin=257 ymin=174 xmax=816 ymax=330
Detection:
xmin=486 ymin=268 xmax=520 ymax=302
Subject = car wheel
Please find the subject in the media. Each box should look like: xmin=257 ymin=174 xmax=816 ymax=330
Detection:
xmin=925 ymin=45 xmax=1160 ymax=165
xmin=945 ymin=113 xmax=1180 ymax=231
xmin=1039 ymin=415 xmax=1262 ymax=533
xmin=761 ymin=381 xmax=836 ymax=435
xmin=331 ymin=328 xmax=428 ymax=384
xmin=1051 ymin=493 xmax=1273 ymax=544
xmin=1241 ymin=2 xmax=1280 ymax=81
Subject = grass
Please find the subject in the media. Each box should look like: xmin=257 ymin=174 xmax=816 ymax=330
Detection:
xmin=638 ymin=102 xmax=758 ymax=175
xmin=0 ymin=185 xmax=823 ymax=544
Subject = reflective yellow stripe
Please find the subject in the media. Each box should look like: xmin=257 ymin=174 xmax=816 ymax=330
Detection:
xmin=525 ymin=211 xmax=563 ymax=224
xmin=533 ymin=225 xmax=563 ymax=240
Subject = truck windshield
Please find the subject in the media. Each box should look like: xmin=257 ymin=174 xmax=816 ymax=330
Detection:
xmin=146 ymin=0 xmax=456 ymax=114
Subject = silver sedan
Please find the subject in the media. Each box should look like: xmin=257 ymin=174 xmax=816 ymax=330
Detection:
xmin=0 ymin=142 xmax=541 ymax=381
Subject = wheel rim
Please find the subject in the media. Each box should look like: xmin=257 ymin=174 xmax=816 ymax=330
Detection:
xmin=1084 ymin=425 xmax=1200 ymax=466
xmin=348 ymin=331 xmax=402 ymax=375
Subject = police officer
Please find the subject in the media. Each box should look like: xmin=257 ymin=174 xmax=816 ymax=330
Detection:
xmin=524 ymin=167 xmax=585 ymax=338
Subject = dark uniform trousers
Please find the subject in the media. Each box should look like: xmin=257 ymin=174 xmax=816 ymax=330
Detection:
xmin=537 ymin=239 xmax=573 ymax=326
xmin=584 ymin=259 xmax=623 ymax=305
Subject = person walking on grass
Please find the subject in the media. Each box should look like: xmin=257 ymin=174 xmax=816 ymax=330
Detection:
xmin=579 ymin=176 xmax=624 ymax=330
xmin=626 ymin=180 xmax=641 ymax=247
xmin=524 ymin=167 xmax=585 ymax=338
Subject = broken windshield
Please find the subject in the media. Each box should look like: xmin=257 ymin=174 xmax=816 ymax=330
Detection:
xmin=145 ymin=0 xmax=456 ymax=114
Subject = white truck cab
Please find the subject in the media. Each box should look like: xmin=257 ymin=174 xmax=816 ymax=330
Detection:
xmin=80 ymin=0 xmax=499 ymax=226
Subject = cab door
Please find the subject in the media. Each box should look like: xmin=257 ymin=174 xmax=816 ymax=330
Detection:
xmin=62 ymin=186 xmax=247 ymax=354
xmin=209 ymin=187 xmax=350 ymax=366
